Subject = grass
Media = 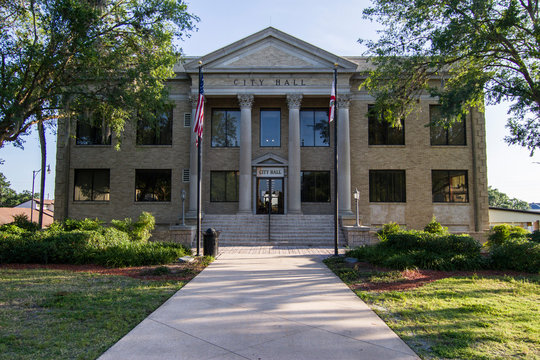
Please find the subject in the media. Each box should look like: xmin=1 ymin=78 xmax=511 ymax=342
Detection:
xmin=324 ymin=257 xmax=540 ymax=360
xmin=0 ymin=267 xmax=198 ymax=360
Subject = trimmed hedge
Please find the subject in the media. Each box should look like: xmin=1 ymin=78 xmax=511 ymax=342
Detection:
xmin=347 ymin=231 xmax=484 ymax=271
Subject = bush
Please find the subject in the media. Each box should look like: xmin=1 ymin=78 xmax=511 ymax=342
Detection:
xmin=62 ymin=218 xmax=103 ymax=232
xmin=529 ymin=230 xmax=540 ymax=243
xmin=347 ymin=230 xmax=484 ymax=271
xmin=111 ymin=212 xmax=155 ymax=242
xmin=377 ymin=222 xmax=402 ymax=241
xmin=487 ymin=224 xmax=529 ymax=246
xmin=489 ymin=239 xmax=540 ymax=273
xmin=94 ymin=242 xmax=187 ymax=267
xmin=11 ymin=214 xmax=39 ymax=232
xmin=424 ymin=216 xmax=448 ymax=235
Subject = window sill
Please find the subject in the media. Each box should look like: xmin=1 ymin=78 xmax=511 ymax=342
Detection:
xmin=74 ymin=144 xmax=112 ymax=148
xmin=135 ymin=145 xmax=173 ymax=148
xmin=430 ymin=145 xmax=468 ymax=147
xmin=368 ymin=145 xmax=406 ymax=148
xmin=134 ymin=201 xmax=172 ymax=204
xmin=369 ymin=202 xmax=407 ymax=204
xmin=433 ymin=202 xmax=470 ymax=204
xmin=72 ymin=201 xmax=110 ymax=204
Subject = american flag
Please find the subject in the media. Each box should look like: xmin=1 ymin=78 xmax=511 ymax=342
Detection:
xmin=194 ymin=67 xmax=204 ymax=145
xmin=329 ymin=77 xmax=335 ymax=122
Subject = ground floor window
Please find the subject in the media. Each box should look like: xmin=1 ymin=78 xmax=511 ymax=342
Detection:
xmin=301 ymin=171 xmax=330 ymax=202
xmin=369 ymin=170 xmax=406 ymax=202
xmin=432 ymin=170 xmax=469 ymax=202
xmin=135 ymin=169 xmax=171 ymax=202
xmin=74 ymin=169 xmax=110 ymax=201
xmin=210 ymin=171 xmax=239 ymax=202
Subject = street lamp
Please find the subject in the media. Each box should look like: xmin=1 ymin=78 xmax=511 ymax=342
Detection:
xmin=30 ymin=165 xmax=51 ymax=223
xmin=353 ymin=188 xmax=360 ymax=227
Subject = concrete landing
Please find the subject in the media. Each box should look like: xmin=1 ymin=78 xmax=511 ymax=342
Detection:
xmin=99 ymin=250 xmax=419 ymax=360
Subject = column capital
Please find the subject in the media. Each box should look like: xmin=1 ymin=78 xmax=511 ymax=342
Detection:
xmin=337 ymin=94 xmax=351 ymax=109
xmin=237 ymin=94 xmax=254 ymax=109
xmin=286 ymin=93 xmax=303 ymax=110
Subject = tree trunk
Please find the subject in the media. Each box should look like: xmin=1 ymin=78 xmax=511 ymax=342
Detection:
xmin=38 ymin=121 xmax=46 ymax=229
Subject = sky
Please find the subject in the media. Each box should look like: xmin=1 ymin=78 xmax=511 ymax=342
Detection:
xmin=1 ymin=0 xmax=539 ymax=203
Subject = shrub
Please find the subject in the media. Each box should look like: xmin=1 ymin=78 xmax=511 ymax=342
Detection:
xmin=111 ymin=212 xmax=155 ymax=242
xmin=0 ymin=224 xmax=27 ymax=235
xmin=347 ymin=231 xmax=483 ymax=271
xmin=487 ymin=224 xmax=529 ymax=246
xmin=94 ymin=241 xmax=187 ymax=267
xmin=424 ymin=216 xmax=448 ymax=235
xmin=63 ymin=218 xmax=103 ymax=232
xmin=11 ymin=214 xmax=39 ymax=232
xmin=529 ymin=230 xmax=540 ymax=243
xmin=489 ymin=239 xmax=540 ymax=273
xmin=377 ymin=222 xmax=402 ymax=241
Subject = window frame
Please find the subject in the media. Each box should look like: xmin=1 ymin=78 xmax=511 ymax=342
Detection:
xmin=431 ymin=170 xmax=469 ymax=203
xmin=136 ymin=108 xmax=173 ymax=146
xmin=429 ymin=105 xmax=467 ymax=146
xmin=73 ymin=169 xmax=110 ymax=201
xmin=300 ymin=171 xmax=331 ymax=203
xmin=260 ymin=108 xmax=281 ymax=147
xmin=369 ymin=170 xmax=406 ymax=203
xmin=134 ymin=169 xmax=172 ymax=202
xmin=300 ymin=108 xmax=330 ymax=147
xmin=210 ymin=171 xmax=240 ymax=202
xmin=368 ymin=105 xmax=405 ymax=145
xmin=210 ymin=109 xmax=241 ymax=148
xmin=75 ymin=110 xmax=112 ymax=146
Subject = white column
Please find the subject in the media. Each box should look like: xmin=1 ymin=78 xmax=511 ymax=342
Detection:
xmin=188 ymin=95 xmax=199 ymax=216
xmin=338 ymin=94 xmax=352 ymax=215
xmin=238 ymin=94 xmax=254 ymax=214
xmin=287 ymin=93 xmax=302 ymax=214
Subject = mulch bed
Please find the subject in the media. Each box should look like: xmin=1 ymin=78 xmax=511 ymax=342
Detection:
xmin=0 ymin=261 xmax=208 ymax=282
xmin=348 ymin=261 xmax=534 ymax=292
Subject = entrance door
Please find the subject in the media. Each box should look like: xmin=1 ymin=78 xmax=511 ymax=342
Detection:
xmin=256 ymin=178 xmax=284 ymax=214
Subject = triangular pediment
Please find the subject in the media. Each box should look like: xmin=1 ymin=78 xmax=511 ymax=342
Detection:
xmin=252 ymin=153 xmax=288 ymax=166
xmin=184 ymin=27 xmax=357 ymax=73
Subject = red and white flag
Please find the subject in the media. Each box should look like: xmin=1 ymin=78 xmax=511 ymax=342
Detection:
xmin=194 ymin=69 xmax=205 ymax=145
xmin=329 ymin=78 xmax=335 ymax=122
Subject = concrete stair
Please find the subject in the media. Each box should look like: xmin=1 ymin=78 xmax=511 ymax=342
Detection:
xmin=202 ymin=214 xmax=343 ymax=246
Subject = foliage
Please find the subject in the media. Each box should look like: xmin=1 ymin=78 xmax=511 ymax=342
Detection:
xmin=424 ymin=216 xmax=448 ymax=234
xmin=0 ymin=172 xmax=34 ymax=206
xmin=358 ymin=276 xmax=540 ymax=359
xmin=0 ymin=0 xmax=198 ymax=148
xmin=376 ymin=221 xmax=402 ymax=241
xmin=10 ymin=214 xmax=40 ymax=232
xmin=489 ymin=238 xmax=540 ymax=273
xmin=111 ymin=212 xmax=155 ymax=242
xmin=530 ymin=230 xmax=540 ymax=243
xmin=361 ymin=0 xmax=540 ymax=154
xmin=488 ymin=186 xmax=531 ymax=210
xmin=62 ymin=218 xmax=103 ymax=232
xmin=347 ymin=230 xmax=484 ymax=271
xmin=0 ymin=269 xmax=186 ymax=359
xmin=487 ymin=224 xmax=530 ymax=246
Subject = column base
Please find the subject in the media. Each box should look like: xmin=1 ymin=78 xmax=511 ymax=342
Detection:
xmin=287 ymin=210 xmax=303 ymax=215
xmin=339 ymin=210 xmax=354 ymax=216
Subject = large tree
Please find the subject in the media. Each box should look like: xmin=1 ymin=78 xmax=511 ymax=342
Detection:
xmin=361 ymin=0 xmax=539 ymax=154
xmin=488 ymin=186 xmax=530 ymax=209
xmin=0 ymin=0 xmax=197 ymax=147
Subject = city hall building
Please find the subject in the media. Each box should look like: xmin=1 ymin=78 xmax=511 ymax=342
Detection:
xmin=54 ymin=28 xmax=489 ymax=245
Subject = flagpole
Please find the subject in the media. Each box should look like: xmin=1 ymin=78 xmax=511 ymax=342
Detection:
xmin=333 ymin=64 xmax=339 ymax=256
xmin=196 ymin=63 xmax=202 ymax=257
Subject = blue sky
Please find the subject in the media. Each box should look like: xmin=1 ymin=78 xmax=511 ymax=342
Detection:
xmin=1 ymin=0 xmax=539 ymax=202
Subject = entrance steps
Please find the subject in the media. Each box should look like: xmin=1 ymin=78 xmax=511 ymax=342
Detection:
xmin=202 ymin=214 xmax=342 ymax=246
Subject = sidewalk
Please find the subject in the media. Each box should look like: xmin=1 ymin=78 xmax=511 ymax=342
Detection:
xmin=99 ymin=247 xmax=419 ymax=360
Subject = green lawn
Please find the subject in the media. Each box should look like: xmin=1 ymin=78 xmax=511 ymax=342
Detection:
xmin=0 ymin=269 xmax=186 ymax=360
xmin=325 ymin=257 xmax=540 ymax=360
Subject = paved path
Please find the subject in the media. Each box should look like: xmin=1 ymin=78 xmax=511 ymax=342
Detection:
xmin=99 ymin=248 xmax=419 ymax=360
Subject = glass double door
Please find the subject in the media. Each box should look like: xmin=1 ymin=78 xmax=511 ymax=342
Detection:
xmin=256 ymin=178 xmax=284 ymax=214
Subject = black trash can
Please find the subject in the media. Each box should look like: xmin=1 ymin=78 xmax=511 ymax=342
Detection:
xmin=203 ymin=228 xmax=219 ymax=257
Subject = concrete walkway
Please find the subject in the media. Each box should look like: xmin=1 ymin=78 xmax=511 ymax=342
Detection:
xmin=99 ymin=247 xmax=419 ymax=360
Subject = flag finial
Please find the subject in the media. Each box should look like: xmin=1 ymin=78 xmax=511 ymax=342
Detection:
xmin=198 ymin=60 xmax=202 ymax=65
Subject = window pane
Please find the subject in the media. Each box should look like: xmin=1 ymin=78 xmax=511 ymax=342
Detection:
xmin=369 ymin=170 xmax=406 ymax=202
xmin=156 ymin=110 xmax=173 ymax=145
xmin=314 ymin=111 xmax=330 ymax=146
xmin=227 ymin=111 xmax=240 ymax=147
xmin=76 ymin=110 xmax=111 ymax=145
xmin=135 ymin=170 xmax=171 ymax=202
xmin=74 ymin=169 xmax=110 ymax=201
xmin=260 ymin=110 xmax=281 ymax=147
xmin=74 ymin=170 xmax=94 ymax=201
xmin=448 ymin=121 xmax=466 ymax=145
xmin=211 ymin=171 xmax=238 ymax=202
xmin=92 ymin=170 xmax=110 ymax=201
xmin=300 ymin=111 xmax=314 ymax=147
xmin=225 ymin=171 xmax=239 ymax=201
xmin=137 ymin=109 xmax=172 ymax=145
xmin=368 ymin=105 xmax=404 ymax=145
xmin=387 ymin=119 xmax=405 ymax=145
xmin=449 ymin=171 xmax=468 ymax=202
xmin=432 ymin=170 xmax=468 ymax=202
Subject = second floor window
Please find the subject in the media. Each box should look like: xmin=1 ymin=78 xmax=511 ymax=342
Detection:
xmin=300 ymin=109 xmax=329 ymax=147
xmin=136 ymin=108 xmax=173 ymax=145
xmin=260 ymin=109 xmax=281 ymax=147
xmin=430 ymin=105 xmax=466 ymax=145
xmin=76 ymin=110 xmax=111 ymax=145
xmin=368 ymin=105 xmax=405 ymax=145
xmin=211 ymin=109 xmax=240 ymax=147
